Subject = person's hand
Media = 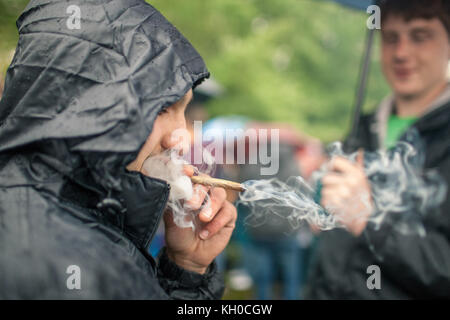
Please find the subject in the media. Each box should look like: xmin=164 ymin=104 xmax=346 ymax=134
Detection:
xmin=321 ymin=151 xmax=373 ymax=236
xmin=163 ymin=166 xmax=237 ymax=274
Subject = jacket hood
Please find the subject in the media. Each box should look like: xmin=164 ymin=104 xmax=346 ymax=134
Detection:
xmin=0 ymin=0 xmax=209 ymax=249
xmin=0 ymin=0 xmax=209 ymax=192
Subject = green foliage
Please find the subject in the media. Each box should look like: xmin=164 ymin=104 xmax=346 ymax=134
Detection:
xmin=0 ymin=0 xmax=28 ymax=74
xmin=0 ymin=0 xmax=390 ymax=142
xmin=150 ymin=0 xmax=389 ymax=142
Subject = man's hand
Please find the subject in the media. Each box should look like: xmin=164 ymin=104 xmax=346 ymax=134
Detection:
xmin=321 ymin=151 xmax=373 ymax=236
xmin=163 ymin=166 xmax=237 ymax=274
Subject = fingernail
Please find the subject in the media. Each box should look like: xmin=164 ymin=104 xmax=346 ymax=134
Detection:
xmin=200 ymin=230 xmax=209 ymax=240
xmin=201 ymin=207 xmax=212 ymax=219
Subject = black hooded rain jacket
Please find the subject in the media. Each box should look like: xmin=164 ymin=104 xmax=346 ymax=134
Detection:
xmin=0 ymin=0 xmax=224 ymax=299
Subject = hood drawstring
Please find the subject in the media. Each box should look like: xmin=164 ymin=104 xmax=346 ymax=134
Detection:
xmin=96 ymin=193 xmax=127 ymax=233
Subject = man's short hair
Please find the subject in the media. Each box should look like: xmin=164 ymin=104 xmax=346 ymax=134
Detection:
xmin=379 ymin=0 xmax=450 ymax=37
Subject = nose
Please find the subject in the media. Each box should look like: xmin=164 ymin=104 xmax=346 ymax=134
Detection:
xmin=161 ymin=114 xmax=189 ymax=152
xmin=393 ymin=36 xmax=412 ymax=62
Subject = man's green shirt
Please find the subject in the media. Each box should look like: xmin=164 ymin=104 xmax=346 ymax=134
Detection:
xmin=385 ymin=114 xmax=418 ymax=149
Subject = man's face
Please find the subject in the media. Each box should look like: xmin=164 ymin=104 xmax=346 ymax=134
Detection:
xmin=127 ymin=89 xmax=193 ymax=171
xmin=381 ymin=16 xmax=450 ymax=99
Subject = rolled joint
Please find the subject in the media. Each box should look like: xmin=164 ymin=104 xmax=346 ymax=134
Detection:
xmin=190 ymin=175 xmax=246 ymax=192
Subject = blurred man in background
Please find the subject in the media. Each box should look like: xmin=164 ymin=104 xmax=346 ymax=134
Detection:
xmin=306 ymin=0 xmax=450 ymax=299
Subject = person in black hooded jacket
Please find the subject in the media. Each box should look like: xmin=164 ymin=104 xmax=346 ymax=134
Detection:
xmin=306 ymin=0 xmax=450 ymax=299
xmin=0 ymin=0 xmax=237 ymax=299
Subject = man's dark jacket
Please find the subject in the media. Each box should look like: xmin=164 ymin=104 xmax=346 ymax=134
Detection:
xmin=306 ymin=98 xmax=450 ymax=299
xmin=0 ymin=0 xmax=224 ymax=299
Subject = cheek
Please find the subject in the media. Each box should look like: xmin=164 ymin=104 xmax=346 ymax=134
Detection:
xmin=418 ymin=45 xmax=449 ymax=77
xmin=421 ymin=37 xmax=449 ymax=62
xmin=127 ymin=122 xmax=162 ymax=171
xmin=381 ymin=48 xmax=395 ymax=77
xmin=139 ymin=120 xmax=164 ymax=159
xmin=147 ymin=120 xmax=165 ymax=152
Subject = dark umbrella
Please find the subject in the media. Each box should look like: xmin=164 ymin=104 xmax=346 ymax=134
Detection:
xmin=331 ymin=0 xmax=374 ymax=10
xmin=321 ymin=0 xmax=376 ymax=150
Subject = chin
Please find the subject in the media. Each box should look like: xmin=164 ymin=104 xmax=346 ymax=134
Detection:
xmin=392 ymin=81 xmax=423 ymax=99
xmin=395 ymin=89 xmax=420 ymax=99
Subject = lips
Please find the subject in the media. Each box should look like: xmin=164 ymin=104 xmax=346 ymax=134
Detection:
xmin=393 ymin=68 xmax=413 ymax=79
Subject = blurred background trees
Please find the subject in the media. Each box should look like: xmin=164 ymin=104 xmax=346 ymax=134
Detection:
xmin=0 ymin=0 xmax=389 ymax=142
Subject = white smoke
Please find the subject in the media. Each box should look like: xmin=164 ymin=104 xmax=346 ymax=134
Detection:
xmin=239 ymin=139 xmax=447 ymax=236
xmin=141 ymin=148 xmax=216 ymax=230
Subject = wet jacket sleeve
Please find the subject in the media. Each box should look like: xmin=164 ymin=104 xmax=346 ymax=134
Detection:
xmin=156 ymin=247 xmax=225 ymax=300
xmin=363 ymin=157 xmax=450 ymax=298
